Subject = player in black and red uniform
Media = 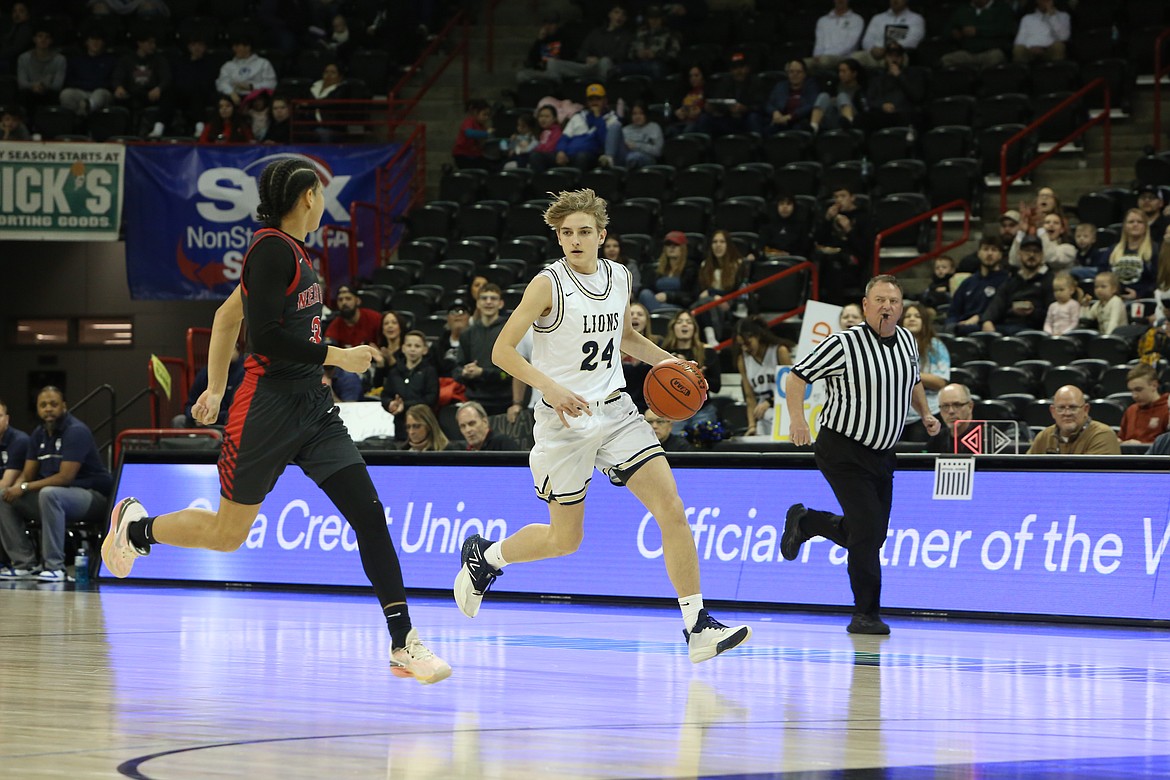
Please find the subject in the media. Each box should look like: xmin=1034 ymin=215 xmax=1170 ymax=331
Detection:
xmin=101 ymin=158 xmax=450 ymax=684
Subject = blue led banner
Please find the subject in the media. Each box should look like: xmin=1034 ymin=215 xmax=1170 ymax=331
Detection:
xmin=109 ymin=457 xmax=1170 ymax=621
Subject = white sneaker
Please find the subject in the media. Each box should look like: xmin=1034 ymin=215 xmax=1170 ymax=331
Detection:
xmin=683 ymin=609 xmax=751 ymax=663
xmin=148 ymin=121 xmax=165 ymax=138
xmin=102 ymin=497 xmax=148 ymax=578
xmin=453 ymin=534 xmax=501 ymax=618
xmin=0 ymin=565 xmax=38 ymax=580
xmin=389 ymin=628 xmax=452 ymax=684
xmin=37 ymin=569 xmax=68 ymax=583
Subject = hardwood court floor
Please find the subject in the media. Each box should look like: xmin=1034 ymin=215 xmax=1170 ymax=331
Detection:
xmin=0 ymin=583 xmax=1167 ymax=779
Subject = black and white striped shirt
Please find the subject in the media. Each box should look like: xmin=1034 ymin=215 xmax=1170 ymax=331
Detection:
xmin=792 ymin=323 xmax=921 ymax=451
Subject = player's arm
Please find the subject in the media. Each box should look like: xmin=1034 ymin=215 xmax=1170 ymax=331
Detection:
xmin=619 ymin=306 xmax=675 ymax=366
xmin=192 ymin=286 xmax=245 ymax=425
xmin=492 ymin=276 xmax=590 ymax=425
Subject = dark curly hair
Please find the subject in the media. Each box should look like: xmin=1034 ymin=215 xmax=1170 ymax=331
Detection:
xmin=255 ymin=158 xmax=320 ymax=227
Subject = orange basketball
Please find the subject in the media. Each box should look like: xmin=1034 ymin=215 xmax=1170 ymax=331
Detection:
xmin=643 ymin=359 xmax=708 ymax=421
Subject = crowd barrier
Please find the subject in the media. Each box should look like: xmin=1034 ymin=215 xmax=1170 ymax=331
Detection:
xmin=110 ymin=451 xmax=1168 ymax=624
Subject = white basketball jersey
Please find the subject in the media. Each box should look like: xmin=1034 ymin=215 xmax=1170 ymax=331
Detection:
xmin=743 ymin=345 xmax=779 ymax=402
xmin=532 ymin=258 xmax=630 ymax=402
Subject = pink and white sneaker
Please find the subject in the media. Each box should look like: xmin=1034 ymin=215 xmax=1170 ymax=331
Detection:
xmin=101 ymin=497 xmax=148 ymax=578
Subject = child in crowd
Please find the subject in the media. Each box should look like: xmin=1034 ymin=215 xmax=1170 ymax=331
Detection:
xmin=527 ymin=104 xmax=563 ymax=171
xmin=503 ymin=112 xmax=538 ymax=170
xmin=451 ymin=97 xmax=494 ymax=170
xmin=1070 ymin=222 xmax=1106 ymax=280
xmin=757 ymin=192 xmax=812 ymax=259
xmin=382 ymin=330 xmax=439 ymax=442
xmin=1044 ymin=270 xmax=1083 ymax=336
xmin=920 ymin=255 xmax=957 ymax=310
xmin=0 ymin=106 xmax=30 ymax=140
xmin=1082 ymin=270 xmax=1127 ymax=335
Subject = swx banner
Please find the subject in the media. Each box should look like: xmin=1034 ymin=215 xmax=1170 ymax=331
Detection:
xmin=124 ymin=144 xmax=410 ymax=300
xmin=0 ymin=142 xmax=125 ymax=240
xmin=111 ymin=458 xmax=1170 ymax=621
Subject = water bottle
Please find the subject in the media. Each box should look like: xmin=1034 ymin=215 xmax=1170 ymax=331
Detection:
xmin=74 ymin=547 xmax=90 ymax=588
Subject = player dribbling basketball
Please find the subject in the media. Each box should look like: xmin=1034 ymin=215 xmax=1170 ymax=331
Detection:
xmin=453 ymin=188 xmax=750 ymax=662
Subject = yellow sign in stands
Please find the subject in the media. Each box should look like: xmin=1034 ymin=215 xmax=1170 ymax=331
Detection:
xmin=149 ymin=354 xmax=172 ymax=400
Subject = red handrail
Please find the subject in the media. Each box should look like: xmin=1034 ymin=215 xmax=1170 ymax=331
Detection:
xmin=999 ymin=78 xmax=1111 ymax=213
xmin=114 ymin=428 xmax=222 ymax=466
xmin=871 ymin=199 xmax=971 ymax=277
xmin=1154 ymin=28 xmax=1170 ymax=152
xmin=691 ymin=260 xmax=820 ymax=351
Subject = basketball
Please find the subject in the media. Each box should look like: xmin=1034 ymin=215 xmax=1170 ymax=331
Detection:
xmin=643 ymin=359 xmax=708 ymax=421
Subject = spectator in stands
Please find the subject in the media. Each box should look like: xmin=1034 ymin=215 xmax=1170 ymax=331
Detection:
xmin=0 ymin=386 xmax=113 ymax=582
xmin=811 ymin=58 xmax=866 ymax=134
xmin=814 ymin=185 xmax=871 ymax=305
xmin=1034 ymin=186 xmax=1063 ymax=219
xmin=695 ymin=230 xmax=748 ymax=341
xmin=855 ymin=0 xmax=925 ymax=69
xmin=170 ymin=34 xmax=219 ymax=137
xmin=1120 ymin=364 xmax=1169 ymax=445
xmin=456 ymin=401 xmax=518 ymax=451
xmin=0 ymin=105 xmax=30 ymax=140
xmin=456 ymin=284 xmax=512 ymax=415
xmin=603 ymin=234 xmax=642 ymax=298
xmin=527 ymin=104 xmax=563 ymax=172
xmin=1109 ymin=209 xmax=1157 ymax=300
xmin=182 ymin=343 xmax=244 ymax=428
xmin=0 ymin=3 xmax=32 ymax=77
xmin=920 ymin=255 xmax=957 ymax=311
xmin=1012 ymin=0 xmax=1070 ymax=64
xmin=503 ymin=112 xmax=538 ymax=170
xmin=928 ymin=382 xmax=974 ymax=454
xmin=325 ymin=284 xmax=382 ymax=347
xmin=705 ymin=51 xmax=766 ymax=137
xmin=545 ymin=4 xmax=631 ymax=83
xmin=317 ymin=14 xmax=356 ymax=67
xmin=240 ymin=88 xmax=273 ymax=142
xmin=862 ymin=42 xmax=926 ymax=131
xmin=997 ymin=208 xmax=1021 ymax=253
xmin=112 ymin=30 xmax=172 ymax=138
xmin=1155 ymin=232 xmax=1170 ymax=323
xmin=981 ymin=234 xmax=1052 ymax=333
xmin=308 ymin=61 xmax=347 ymax=141
xmin=1027 ymin=385 xmax=1122 ymax=455
xmin=939 ymin=0 xmax=1015 ymax=69
xmin=948 ymin=236 xmax=1009 ymax=334
xmin=667 ymin=63 xmax=706 ymax=138
xmin=382 ymin=330 xmax=439 ymax=442
xmin=763 ymin=58 xmax=819 ymax=134
xmin=59 ymin=30 xmax=115 ymax=120
xmin=400 ymin=404 xmax=456 ymax=452
xmin=639 ymin=230 xmax=698 ymax=312
xmin=198 ymin=96 xmax=253 ymax=144
xmin=265 ymin=94 xmax=292 ymax=143
xmin=623 ymin=302 xmax=656 ymax=412
xmin=433 ymin=302 xmax=469 ymax=377
xmin=1043 ymin=270 xmax=1083 ymax=336
xmin=735 ymin=316 xmax=793 ymax=436
xmin=216 ymin=34 xmax=278 ymax=107
xmin=322 ymin=364 xmax=363 ymax=402
xmin=620 ymin=101 xmax=664 ymax=169
xmin=809 ymin=0 xmax=865 ymax=74
xmin=646 ymin=409 xmax=693 ymax=451
xmin=1136 ymin=184 xmax=1170 ymax=241
xmin=1069 ymin=221 xmax=1108 ymax=280
xmin=554 ymin=84 xmax=609 ymax=170
xmin=759 ymin=193 xmax=814 ymax=259
xmin=900 ymin=303 xmax=950 ymax=441
xmin=0 ymin=399 xmax=30 ymax=494
xmin=661 ymin=310 xmax=722 ymax=430
xmin=618 ymin=4 xmax=679 ymax=81
xmin=839 ymin=302 xmax=863 ymax=329
xmin=515 ymin=12 xmax=567 ymax=84
xmin=1081 ymin=271 xmax=1127 ymax=336
xmin=451 ymin=97 xmax=495 ymax=171
xmin=1009 ymin=211 xmax=1076 ymax=270
xmin=16 ymin=24 xmax=65 ymax=116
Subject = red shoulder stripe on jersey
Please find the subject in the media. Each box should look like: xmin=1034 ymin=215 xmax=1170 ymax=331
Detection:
xmin=241 ymin=228 xmax=309 ymax=297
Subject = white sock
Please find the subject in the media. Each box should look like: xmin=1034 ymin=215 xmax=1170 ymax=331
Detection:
xmin=485 ymin=541 xmax=508 ymax=570
xmin=679 ymin=593 xmax=704 ymax=630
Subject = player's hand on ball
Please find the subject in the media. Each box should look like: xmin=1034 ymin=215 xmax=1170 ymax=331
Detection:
xmin=789 ymin=418 xmax=811 ymax=446
xmin=192 ymin=391 xmax=223 ymax=426
xmin=681 ymin=360 xmax=709 ymax=394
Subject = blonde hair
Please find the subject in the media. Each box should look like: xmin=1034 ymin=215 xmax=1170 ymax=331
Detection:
xmin=405 ymin=404 xmax=448 ymax=451
xmin=1110 ymin=208 xmax=1153 ymax=264
xmin=656 ymin=240 xmax=689 ymax=276
xmin=543 ymin=188 xmax=609 ymax=230
xmin=660 ymin=309 xmax=707 ymax=371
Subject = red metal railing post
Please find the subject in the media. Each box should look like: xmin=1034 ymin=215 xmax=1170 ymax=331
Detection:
xmin=871 ymin=199 xmax=971 ymax=278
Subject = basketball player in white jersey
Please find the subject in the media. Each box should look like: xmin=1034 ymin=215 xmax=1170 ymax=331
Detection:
xmin=453 ymin=189 xmax=750 ymax=663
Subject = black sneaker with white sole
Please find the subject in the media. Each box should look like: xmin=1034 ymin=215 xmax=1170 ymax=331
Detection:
xmin=683 ymin=609 xmax=751 ymax=663
xmin=453 ymin=534 xmax=502 ymax=618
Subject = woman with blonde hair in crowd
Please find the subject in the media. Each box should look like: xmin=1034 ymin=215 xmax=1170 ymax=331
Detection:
xmin=1109 ymin=208 xmax=1158 ymax=299
xmin=400 ymin=404 xmax=456 ymax=452
xmin=622 ymin=301 xmax=656 ymax=411
xmin=639 ymin=230 xmax=698 ymax=312
xmin=661 ymin=309 xmax=722 ymax=431
xmin=900 ymin=303 xmax=950 ymax=442
xmin=1010 ymin=211 xmax=1076 ymax=270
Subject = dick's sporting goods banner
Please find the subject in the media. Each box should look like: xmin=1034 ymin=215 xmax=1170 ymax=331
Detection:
xmin=124 ymin=144 xmax=406 ymax=300
xmin=0 ymin=142 xmax=125 ymax=240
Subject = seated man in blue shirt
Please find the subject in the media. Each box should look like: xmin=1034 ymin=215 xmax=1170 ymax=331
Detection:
xmin=0 ymin=387 xmax=113 ymax=582
xmin=0 ymin=398 xmax=30 ymax=494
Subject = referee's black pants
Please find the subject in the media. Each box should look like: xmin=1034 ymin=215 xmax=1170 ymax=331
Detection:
xmin=804 ymin=427 xmax=897 ymax=618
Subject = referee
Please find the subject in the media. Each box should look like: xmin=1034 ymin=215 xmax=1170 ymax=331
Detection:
xmin=781 ymin=275 xmax=940 ymax=634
